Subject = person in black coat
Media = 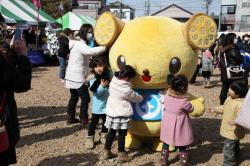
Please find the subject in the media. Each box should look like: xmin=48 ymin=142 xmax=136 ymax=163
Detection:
xmin=219 ymin=33 xmax=245 ymax=105
xmin=0 ymin=39 xmax=32 ymax=165
xmin=57 ymin=28 xmax=72 ymax=82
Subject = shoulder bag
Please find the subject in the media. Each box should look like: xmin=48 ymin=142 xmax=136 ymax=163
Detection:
xmin=223 ymin=53 xmax=245 ymax=80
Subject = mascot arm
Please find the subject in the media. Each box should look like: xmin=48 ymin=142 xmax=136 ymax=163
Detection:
xmin=187 ymin=93 xmax=205 ymax=117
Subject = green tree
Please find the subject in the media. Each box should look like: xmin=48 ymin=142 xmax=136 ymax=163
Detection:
xmin=40 ymin=0 xmax=71 ymax=19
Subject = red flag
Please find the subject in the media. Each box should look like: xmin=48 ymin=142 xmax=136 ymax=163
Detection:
xmin=32 ymin=0 xmax=41 ymax=9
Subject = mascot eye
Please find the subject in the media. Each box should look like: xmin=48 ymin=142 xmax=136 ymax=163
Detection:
xmin=169 ymin=57 xmax=181 ymax=74
xmin=117 ymin=55 xmax=126 ymax=70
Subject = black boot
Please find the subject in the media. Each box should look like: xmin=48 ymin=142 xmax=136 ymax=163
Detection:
xmin=66 ymin=114 xmax=79 ymax=124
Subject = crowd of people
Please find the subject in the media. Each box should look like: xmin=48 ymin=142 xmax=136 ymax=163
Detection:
xmin=1 ymin=11 xmax=250 ymax=166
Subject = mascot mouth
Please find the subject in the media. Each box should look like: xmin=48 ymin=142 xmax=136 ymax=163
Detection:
xmin=141 ymin=69 xmax=151 ymax=82
xmin=141 ymin=75 xmax=152 ymax=82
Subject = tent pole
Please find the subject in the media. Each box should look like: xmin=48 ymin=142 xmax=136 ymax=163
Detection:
xmin=35 ymin=8 xmax=39 ymax=49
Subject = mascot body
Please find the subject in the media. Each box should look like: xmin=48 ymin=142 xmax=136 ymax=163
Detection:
xmin=94 ymin=12 xmax=217 ymax=151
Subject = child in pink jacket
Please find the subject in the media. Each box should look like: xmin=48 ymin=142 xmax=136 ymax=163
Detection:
xmin=160 ymin=74 xmax=194 ymax=166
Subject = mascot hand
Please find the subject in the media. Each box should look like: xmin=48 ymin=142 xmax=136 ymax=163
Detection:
xmin=189 ymin=97 xmax=205 ymax=117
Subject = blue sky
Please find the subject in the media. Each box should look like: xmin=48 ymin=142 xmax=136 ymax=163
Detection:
xmin=107 ymin=0 xmax=221 ymax=16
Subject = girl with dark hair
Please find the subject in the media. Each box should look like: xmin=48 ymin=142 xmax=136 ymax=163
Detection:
xmin=65 ymin=24 xmax=105 ymax=127
xmin=208 ymin=80 xmax=248 ymax=166
xmin=85 ymin=56 xmax=111 ymax=149
xmin=103 ymin=65 xmax=143 ymax=162
xmin=160 ymin=74 xmax=194 ymax=166
xmin=219 ymin=33 xmax=245 ymax=105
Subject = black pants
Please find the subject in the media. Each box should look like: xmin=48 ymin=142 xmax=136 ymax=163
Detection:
xmin=67 ymin=84 xmax=90 ymax=120
xmin=88 ymin=114 xmax=108 ymax=136
xmin=0 ymin=146 xmax=17 ymax=166
xmin=202 ymin=71 xmax=212 ymax=79
xmin=105 ymin=129 xmax=128 ymax=152
xmin=223 ymin=139 xmax=240 ymax=166
xmin=220 ymin=82 xmax=230 ymax=105
xmin=190 ymin=65 xmax=201 ymax=83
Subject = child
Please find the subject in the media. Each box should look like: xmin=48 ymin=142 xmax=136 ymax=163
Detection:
xmin=103 ymin=65 xmax=143 ymax=162
xmin=208 ymin=80 xmax=248 ymax=166
xmin=85 ymin=56 xmax=110 ymax=149
xmin=160 ymin=74 xmax=194 ymax=166
xmin=201 ymin=49 xmax=213 ymax=88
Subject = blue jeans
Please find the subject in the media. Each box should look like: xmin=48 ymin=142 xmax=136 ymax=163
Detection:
xmin=58 ymin=56 xmax=66 ymax=79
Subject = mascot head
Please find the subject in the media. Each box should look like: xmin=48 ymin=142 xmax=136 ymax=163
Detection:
xmin=94 ymin=12 xmax=217 ymax=89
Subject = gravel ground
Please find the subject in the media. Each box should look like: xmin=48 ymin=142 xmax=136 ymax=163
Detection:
xmin=14 ymin=66 xmax=250 ymax=166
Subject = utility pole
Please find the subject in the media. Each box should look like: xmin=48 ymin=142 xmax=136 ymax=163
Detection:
xmin=120 ymin=0 xmax=122 ymax=19
xmin=204 ymin=0 xmax=212 ymax=14
xmin=218 ymin=4 xmax=222 ymax=31
xmin=145 ymin=0 xmax=150 ymax=16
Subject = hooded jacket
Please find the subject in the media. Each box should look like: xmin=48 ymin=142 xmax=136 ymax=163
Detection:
xmin=106 ymin=76 xmax=143 ymax=118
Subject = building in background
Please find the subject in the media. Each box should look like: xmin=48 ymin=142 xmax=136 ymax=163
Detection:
xmin=235 ymin=0 xmax=250 ymax=31
xmin=106 ymin=1 xmax=135 ymax=21
xmin=71 ymin=0 xmax=106 ymax=19
xmin=221 ymin=0 xmax=250 ymax=31
xmin=151 ymin=4 xmax=193 ymax=22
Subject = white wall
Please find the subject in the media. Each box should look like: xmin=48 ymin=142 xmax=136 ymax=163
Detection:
xmin=235 ymin=0 xmax=250 ymax=31
xmin=109 ymin=8 xmax=134 ymax=21
xmin=222 ymin=0 xmax=236 ymax=5
xmin=153 ymin=6 xmax=192 ymax=18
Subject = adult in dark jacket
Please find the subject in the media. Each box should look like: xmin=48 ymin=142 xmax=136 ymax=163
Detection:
xmin=57 ymin=28 xmax=72 ymax=82
xmin=0 ymin=40 xmax=32 ymax=165
xmin=219 ymin=33 xmax=245 ymax=105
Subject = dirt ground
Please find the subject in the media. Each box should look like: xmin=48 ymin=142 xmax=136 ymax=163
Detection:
xmin=14 ymin=66 xmax=250 ymax=166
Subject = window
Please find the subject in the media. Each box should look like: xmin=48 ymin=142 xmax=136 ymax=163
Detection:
xmin=227 ymin=6 xmax=235 ymax=14
xmin=221 ymin=5 xmax=236 ymax=14
xmin=78 ymin=3 xmax=96 ymax=9
xmin=241 ymin=15 xmax=250 ymax=25
xmin=242 ymin=0 xmax=250 ymax=7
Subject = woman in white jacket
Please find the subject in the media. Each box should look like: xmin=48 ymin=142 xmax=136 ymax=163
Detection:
xmin=65 ymin=24 xmax=105 ymax=127
xmin=103 ymin=65 xmax=143 ymax=162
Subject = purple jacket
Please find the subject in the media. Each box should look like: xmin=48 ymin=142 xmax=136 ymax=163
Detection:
xmin=160 ymin=89 xmax=194 ymax=146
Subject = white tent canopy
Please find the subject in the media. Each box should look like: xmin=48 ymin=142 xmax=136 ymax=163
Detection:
xmin=0 ymin=0 xmax=56 ymax=24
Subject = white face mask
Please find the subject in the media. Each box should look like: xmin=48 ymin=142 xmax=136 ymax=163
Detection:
xmin=234 ymin=38 xmax=238 ymax=44
xmin=245 ymin=37 xmax=249 ymax=41
xmin=86 ymin=33 xmax=93 ymax=41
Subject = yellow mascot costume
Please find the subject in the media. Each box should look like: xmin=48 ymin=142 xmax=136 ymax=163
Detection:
xmin=94 ymin=12 xmax=217 ymax=151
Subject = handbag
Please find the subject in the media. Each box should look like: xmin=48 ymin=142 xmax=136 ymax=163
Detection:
xmin=0 ymin=92 xmax=9 ymax=153
xmin=235 ymin=90 xmax=250 ymax=130
xmin=223 ymin=53 xmax=245 ymax=80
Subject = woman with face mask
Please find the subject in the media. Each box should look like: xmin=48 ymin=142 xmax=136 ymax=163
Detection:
xmin=65 ymin=24 xmax=106 ymax=128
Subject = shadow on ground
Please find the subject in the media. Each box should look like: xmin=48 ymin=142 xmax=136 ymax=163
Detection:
xmin=17 ymin=106 xmax=83 ymax=148
xmin=37 ymin=153 xmax=99 ymax=166
xmin=18 ymin=106 xmax=67 ymax=128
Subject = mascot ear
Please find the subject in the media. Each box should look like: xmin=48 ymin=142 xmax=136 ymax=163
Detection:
xmin=182 ymin=13 xmax=217 ymax=50
xmin=94 ymin=12 xmax=125 ymax=47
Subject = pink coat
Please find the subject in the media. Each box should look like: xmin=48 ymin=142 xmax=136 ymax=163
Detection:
xmin=160 ymin=90 xmax=194 ymax=146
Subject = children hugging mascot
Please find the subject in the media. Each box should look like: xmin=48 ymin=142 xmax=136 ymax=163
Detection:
xmin=94 ymin=12 xmax=217 ymax=151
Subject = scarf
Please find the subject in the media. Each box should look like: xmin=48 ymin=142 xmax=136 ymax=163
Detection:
xmin=90 ymin=70 xmax=110 ymax=93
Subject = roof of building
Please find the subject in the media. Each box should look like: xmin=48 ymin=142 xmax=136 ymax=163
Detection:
xmin=107 ymin=1 xmax=135 ymax=10
xmin=151 ymin=3 xmax=193 ymax=16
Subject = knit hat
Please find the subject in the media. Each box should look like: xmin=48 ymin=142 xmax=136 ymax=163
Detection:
xmin=203 ymin=49 xmax=212 ymax=59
